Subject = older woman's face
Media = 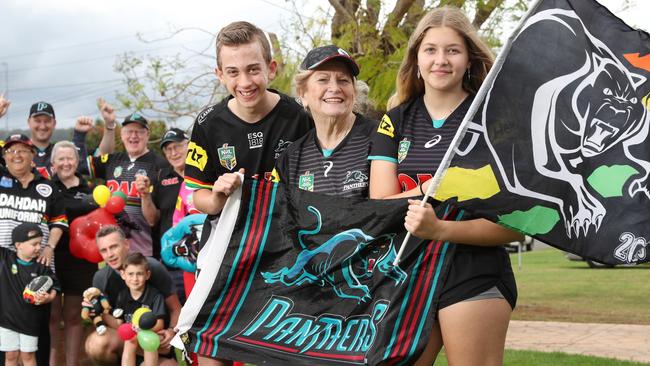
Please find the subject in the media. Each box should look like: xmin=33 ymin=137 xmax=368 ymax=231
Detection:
xmin=3 ymin=143 xmax=35 ymax=176
xmin=301 ymin=60 xmax=356 ymax=121
xmin=51 ymin=147 xmax=79 ymax=181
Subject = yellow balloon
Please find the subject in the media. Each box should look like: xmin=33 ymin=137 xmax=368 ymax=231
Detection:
xmin=92 ymin=185 xmax=111 ymax=207
xmin=131 ymin=307 xmax=152 ymax=328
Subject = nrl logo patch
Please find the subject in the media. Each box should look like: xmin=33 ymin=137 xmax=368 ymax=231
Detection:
xmin=218 ymin=144 xmax=237 ymax=171
xmin=298 ymin=171 xmax=314 ymax=192
xmin=398 ymin=139 xmax=411 ymax=163
xmin=113 ymin=166 xmax=122 ymax=178
xmin=36 ymin=183 xmax=52 ymax=198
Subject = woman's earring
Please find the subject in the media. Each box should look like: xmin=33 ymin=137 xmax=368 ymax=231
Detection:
xmin=417 ymin=69 xmax=421 ymax=79
xmin=466 ymin=69 xmax=471 ymax=81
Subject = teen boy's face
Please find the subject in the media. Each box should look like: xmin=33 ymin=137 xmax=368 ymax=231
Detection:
xmin=216 ymin=41 xmax=277 ymax=110
xmin=120 ymin=264 xmax=151 ymax=292
xmin=16 ymin=237 xmax=42 ymax=261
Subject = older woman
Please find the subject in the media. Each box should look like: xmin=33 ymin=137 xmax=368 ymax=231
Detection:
xmin=0 ymin=134 xmax=67 ymax=364
xmin=48 ymin=141 xmax=99 ymax=366
xmin=272 ymin=45 xmax=376 ymax=197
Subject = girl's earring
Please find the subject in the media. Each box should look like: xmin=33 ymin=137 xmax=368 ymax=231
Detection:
xmin=417 ymin=69 xmax=421 ymax=79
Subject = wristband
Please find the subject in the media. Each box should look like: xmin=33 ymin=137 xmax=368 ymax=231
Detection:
xmin=105 ymin=124 xmax=116 ymax=131
xmin=47 ymin=244 xmax=56 ymax=250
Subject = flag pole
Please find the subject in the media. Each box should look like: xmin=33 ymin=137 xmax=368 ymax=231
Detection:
xmin=393 ymin=0 xmax=545 ymax=266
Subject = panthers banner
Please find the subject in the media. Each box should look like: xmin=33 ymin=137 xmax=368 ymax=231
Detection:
xmin=172 ymin=179 xmax=457 ymax=365
xmin=431 ymin=0 xmax=650 ymax=265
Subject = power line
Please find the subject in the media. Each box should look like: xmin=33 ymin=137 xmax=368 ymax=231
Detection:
xmin=8 ymin=38 xmax=211 ymax=75
xmin=1 ymin=29 xmax=169 ymax=60
xmin=11 ymin=79 xmax=123 ymax=92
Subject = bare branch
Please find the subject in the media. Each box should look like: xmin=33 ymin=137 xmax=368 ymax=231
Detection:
xmin=473 ymin=0 xmax=505 ymax=29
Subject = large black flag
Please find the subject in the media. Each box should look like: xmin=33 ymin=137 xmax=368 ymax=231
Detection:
xmin=172 ymin=179 xmax=458 ymax=365
xmin=430 ymin=0 xmax=650 ymax=265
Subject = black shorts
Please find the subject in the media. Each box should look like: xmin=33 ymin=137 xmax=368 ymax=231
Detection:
xmin=54 ymin=250 xmax=97 ymax=295
xmin=437 ymin=245 xmax=517 ymax=310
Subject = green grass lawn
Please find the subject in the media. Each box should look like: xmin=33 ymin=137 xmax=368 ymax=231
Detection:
xmin=510 ymin=248 xmax=650 ymax=324
xmin=433 ymin=349 xmax=649 ymax=365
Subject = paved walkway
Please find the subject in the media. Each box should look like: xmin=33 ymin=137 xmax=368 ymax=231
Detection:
xmin=506 ymin=320 xmax=650 ymax=364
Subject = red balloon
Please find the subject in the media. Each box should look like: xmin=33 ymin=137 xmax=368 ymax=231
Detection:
xmin=69 ymin=208 xmax=117 ymax=263
xmin=117 ymin=323 xmax=137 ymax=341
xmin=105 ymin=195 xmax=126 ymax=215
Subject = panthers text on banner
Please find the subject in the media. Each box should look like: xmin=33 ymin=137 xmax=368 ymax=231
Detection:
xmin=172 ymin=179 xmax=462 ymax=365
xmin=432 ymin=0 xmax=650 ymax=265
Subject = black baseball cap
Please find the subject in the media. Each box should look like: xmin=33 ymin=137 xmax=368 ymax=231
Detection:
xmin=300 ymin=45 xmax=359 ymax=76
xmin=3 ymin=134 xmax=35 ymax=151
xmin=12 ymin=222 xmax=43 ymax=245
xmin=29 ymin=101 xmax=55 ymax=119
xmin=122 ymin=112 xmax=149 ymax=129
xmin=160 ymin=128 xmax=189 ymax=149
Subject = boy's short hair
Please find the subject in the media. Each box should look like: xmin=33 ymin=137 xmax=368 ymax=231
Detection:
xmin=122 ymin=252 xmax=150 ymax=272
xmin=12 ymin=222 xmax=43 ymax=246
xmin=216 ymin=21 xmax=272 ymax=68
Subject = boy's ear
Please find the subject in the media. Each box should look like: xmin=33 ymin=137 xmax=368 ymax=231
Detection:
xmin=119 ymin=269 xmax=126 ymax=280
xmin=267 ymin=60 xmax=278 ymax=81
xmin=215 ymin=67 xmax=225 ymax=84
xmin=145 ymin=270 xmax=151 ymax=281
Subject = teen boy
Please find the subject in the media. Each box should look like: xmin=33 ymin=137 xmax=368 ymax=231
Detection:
xmin=183 ymin=20 xmax=312 ymax=365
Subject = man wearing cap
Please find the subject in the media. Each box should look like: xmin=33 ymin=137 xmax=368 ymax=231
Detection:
xmin=138 ymin=127 xmax=199 ymax=301
xmin=26 ymin=99 xmax=117 ymax=179
xmin=86 ymin=112 xmax=169 ymax=257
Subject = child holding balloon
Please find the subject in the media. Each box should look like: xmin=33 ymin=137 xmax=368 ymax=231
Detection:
xmin=113 ymin=252 xmax=166 ymax=366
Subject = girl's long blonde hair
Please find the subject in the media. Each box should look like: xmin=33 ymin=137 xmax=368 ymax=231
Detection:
xmin=388 ymin=7 xmax=494 ymax=109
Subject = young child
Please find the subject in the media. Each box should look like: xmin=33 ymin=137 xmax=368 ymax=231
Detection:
xmin=0 ymin=223 xmax=59 ymax=366
xmin=114 ymin=252 xmax=166 ymax=366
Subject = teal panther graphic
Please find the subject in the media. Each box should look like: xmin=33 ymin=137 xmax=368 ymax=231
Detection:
xmin=262 ymin=206 xmax=407 ymax=303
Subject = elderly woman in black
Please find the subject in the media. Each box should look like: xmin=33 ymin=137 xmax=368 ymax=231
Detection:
xmin=272 ymin=45 xmax=376 ymax=197
xmin=48 ymin=141 xmax=99 ymax=366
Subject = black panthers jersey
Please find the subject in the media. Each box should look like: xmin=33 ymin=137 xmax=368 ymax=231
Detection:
xmin=0 ymin=167 xmax=68 ymax=252
xmin=369 ymin=96 xmax=474 ymax=191
xmin=87 ymin=151 xmax=169 ymax=256
xmin=0 ymin=247 xmax=60 ymax=336
xmin=184 ymin=90 xmax=312 ymax=191
xmin=273 ymin=114 xmax=377 ymax=198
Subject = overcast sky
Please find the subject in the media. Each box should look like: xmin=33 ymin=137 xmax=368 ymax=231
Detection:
xmin=0 ymin=0 xmax=647 ymax=131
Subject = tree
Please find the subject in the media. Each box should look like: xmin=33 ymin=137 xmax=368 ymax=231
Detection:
xmin=321 ymin=0 xmax=529 ymax=110
xmin=111 ymin=1 xmax=530 ymax=118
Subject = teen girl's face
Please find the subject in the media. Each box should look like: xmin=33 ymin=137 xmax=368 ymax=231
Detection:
xmin=51 ymin=146 xmax=79 ymax=181
xmin=216 ymin=42 xmax=277 ymax=110
xmin=417 ymin=26 xmax=470 ymax=94
xmin=301 ymin=60 xmax=356 ymax=122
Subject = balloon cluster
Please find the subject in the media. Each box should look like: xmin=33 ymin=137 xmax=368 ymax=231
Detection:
xmin=69 ymin=185 xmax=127 ymax=263
xmin=117 ymin=307 xmax=160 ymax=352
